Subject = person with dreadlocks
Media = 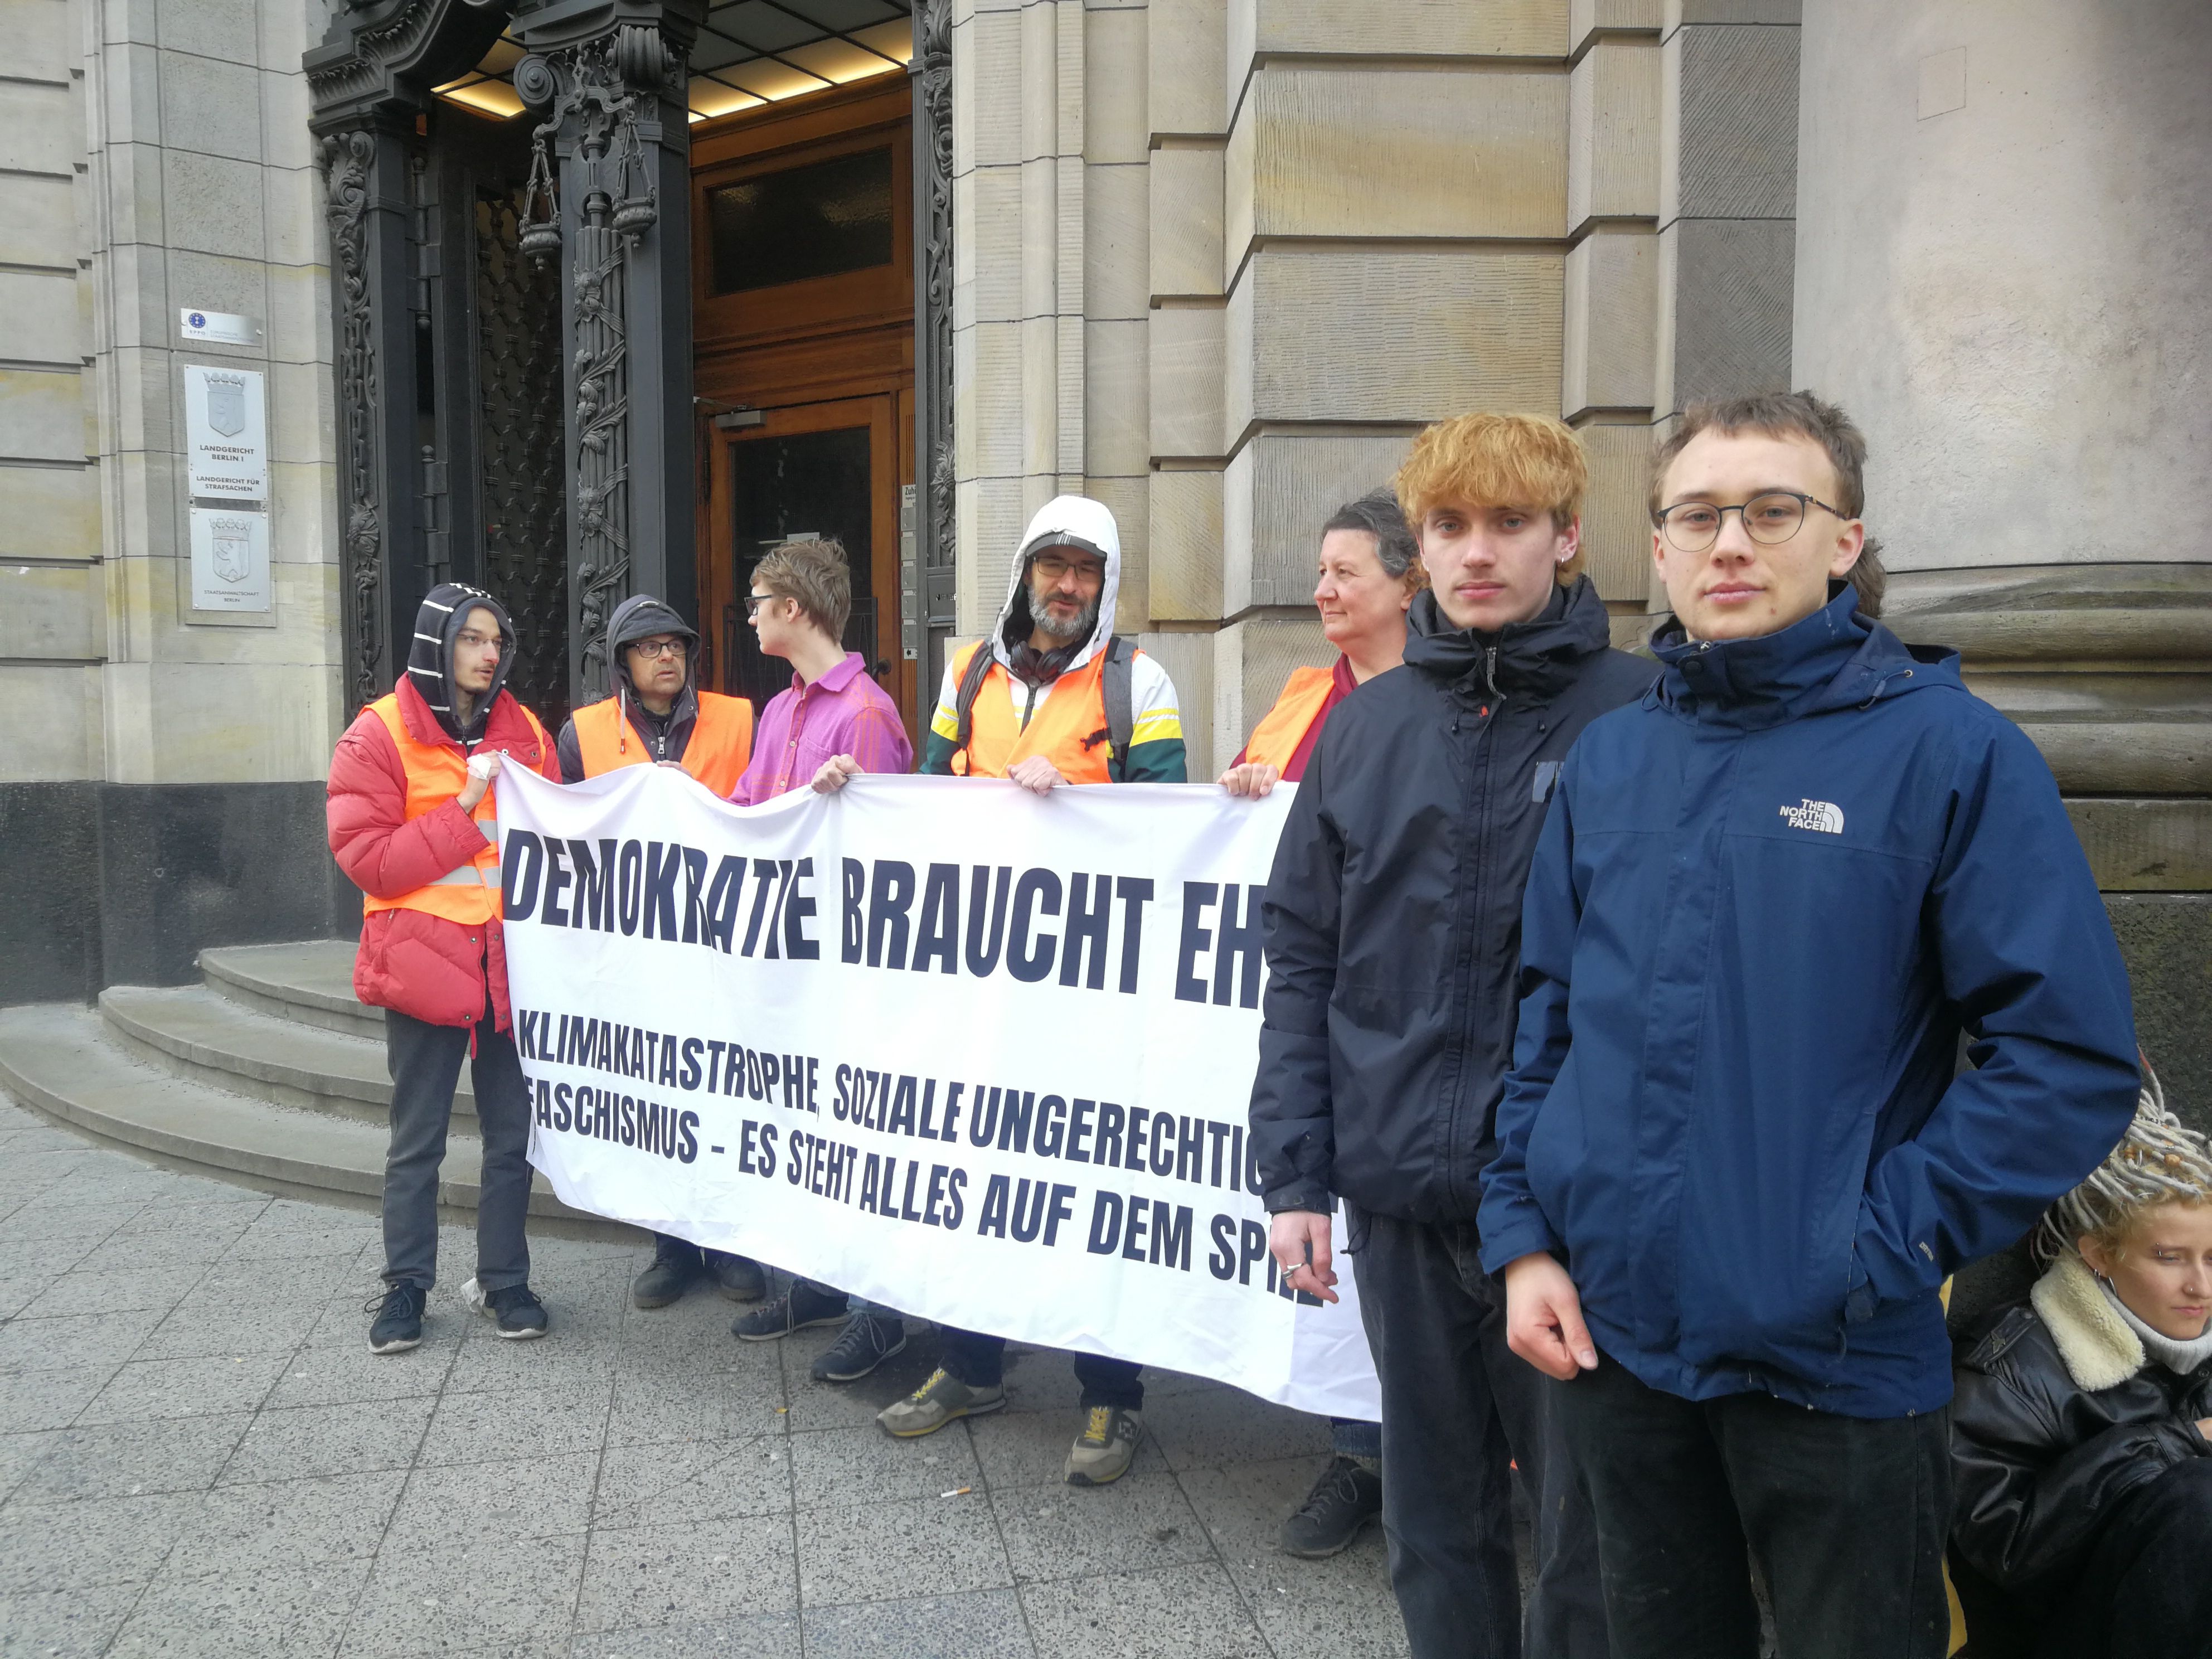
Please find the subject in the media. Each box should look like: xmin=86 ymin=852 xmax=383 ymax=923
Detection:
xmin=1949 ymin=1063 xmax=2212 ymax=1659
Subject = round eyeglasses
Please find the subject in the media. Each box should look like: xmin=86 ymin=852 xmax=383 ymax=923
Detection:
xmin=628 ymin=637 xmax=687 ymax=659
xmin=1654 ymin=491 xmax=1848 ymax=554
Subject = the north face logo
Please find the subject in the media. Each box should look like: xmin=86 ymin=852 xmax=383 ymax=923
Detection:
xmin=1778 ymin=798 xmax=1845 ymax=835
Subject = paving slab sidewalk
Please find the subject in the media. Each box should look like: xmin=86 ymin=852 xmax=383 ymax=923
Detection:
xmin=0 ymin=1092 xmax=1406 ymax=1658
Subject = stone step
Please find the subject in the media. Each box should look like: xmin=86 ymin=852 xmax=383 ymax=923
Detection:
xmin=0 ymin=1001 xmax=615 ymax=1230
xmin=100 ymin=982 xmax=476 ymax=1129
xmin=200 ymin=939 xmax=381 ymax=1039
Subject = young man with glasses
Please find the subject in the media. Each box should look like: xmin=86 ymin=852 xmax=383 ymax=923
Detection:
xmin=556 ymin=592 xmax=767 ymax=1312
xmin=724 ymin=540 xmax=917 ymax=1382
xmin=1482 ymin=391 xmax=2141 ymax=1659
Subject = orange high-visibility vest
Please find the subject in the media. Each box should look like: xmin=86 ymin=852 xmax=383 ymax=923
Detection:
xmin=362 ymin=694 xmax=551 ymax=926
xmin=571 ymin=691 xmax=754 ymax=797
xmin=946 ymin=641 xmax=1118 ymax=783
xmin=1239 ymin=664 xmax=1336 ymax=774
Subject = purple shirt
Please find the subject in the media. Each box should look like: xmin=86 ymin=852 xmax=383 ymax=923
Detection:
xmin=729 ymin=652 xmax=914 ymax=805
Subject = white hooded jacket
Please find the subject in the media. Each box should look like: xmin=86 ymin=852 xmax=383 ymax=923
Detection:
xmin=920 ymin=494 xmax=1185 ymax=780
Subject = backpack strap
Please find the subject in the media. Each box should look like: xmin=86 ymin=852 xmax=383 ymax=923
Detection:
xmin=950 ymin=640 xmax=997 ymax=768
xmin=1100 ymin=635 xmax=1134 ymax=778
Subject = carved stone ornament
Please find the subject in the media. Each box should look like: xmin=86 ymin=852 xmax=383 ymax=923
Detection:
xmin=916 ymin=0 xmax=955 ymax=569
xmin=305 ymin=0 xmax=511 ymax=132
xmin=513 ymin=25 xmax=678 ymax=698
xmin=318 ymin=129 xmax=384 ymax=710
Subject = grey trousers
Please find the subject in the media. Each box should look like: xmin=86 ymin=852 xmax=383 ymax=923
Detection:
xmin=1350 ymin=1206 xmax=1609 ymax=1659
xmin=381 ymin=1000 xmax=533 ymax=1294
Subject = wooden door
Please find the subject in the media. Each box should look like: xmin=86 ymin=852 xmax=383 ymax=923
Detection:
xmin=700 ymin=393 xmax=914 ymax=733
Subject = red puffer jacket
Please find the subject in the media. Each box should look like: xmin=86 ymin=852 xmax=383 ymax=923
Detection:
xmin=326 ymin=678 xmax=557 ymax=1030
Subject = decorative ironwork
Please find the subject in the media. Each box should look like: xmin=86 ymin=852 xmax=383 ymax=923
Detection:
xmin=916 ymin=0 xmax=954 ymax=569
xmin=475 ymin=185 xmax=571 ymax=730
xmin=319 ymin=129 xmax=384 ymax=711
xmin=516 ymin=25 xmax=677 ymax=700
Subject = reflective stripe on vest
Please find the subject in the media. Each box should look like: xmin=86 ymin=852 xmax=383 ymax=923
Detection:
xmin=947 ymin=642 xmax=1118 ymax=784
xmin=1239 ymin=664 xmax=1335 ymax=774
xmin=362 ymin=695 xmax=547 ymax=925
xmin=571 ymin=691 xmax=755 ymax=798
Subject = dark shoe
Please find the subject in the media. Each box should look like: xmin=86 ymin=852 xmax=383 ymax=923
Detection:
xmin=876 ymin=1367 xmax=1005 ymax=1437
xmin=464 ymin=1277 xmax=549 ymax=1340
xmin=1279 ymin=1453 xmax=1382 ymax=1558
xmin=366 ymin=1283 xmax=426 ymax=1354
xmin=733 ymin=1279 xmax=850 ymax=1341
xmin=631 ymin=1238 xmax=701 ymax=1310
xmin=707 ymin=1251 xmax=766 ymax=1303
xmin=1064 ymin=1405 xmax=1143 ymax=1486
xmin=812 ymin=1313 xmax=907 ymax=1382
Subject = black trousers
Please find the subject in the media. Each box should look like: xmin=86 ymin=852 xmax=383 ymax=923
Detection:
xmin=648 ymin=1231 xmax=745 ymax=1269
xmin=382 ymin=999 xmax=533 ymax=1293
xmin=2039 ymin=1457 xmax=2212 ymax=1659
xmin=1351 ymin=1209 xmax=1607 ymax=1659
xmin=1553 ymin=1350 xmax=1951 ymax=1659
xmin=938 ymin=1327 xmax=1143 ymax=1410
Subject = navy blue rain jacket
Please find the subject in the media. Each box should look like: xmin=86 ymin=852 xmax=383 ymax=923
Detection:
xmin=1478 ymin=585 xmax=2139 ymax=1417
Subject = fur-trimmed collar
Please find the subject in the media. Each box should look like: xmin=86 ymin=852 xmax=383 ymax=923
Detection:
xmin=2030 ymin=1253 xmax=2145 ymax=1392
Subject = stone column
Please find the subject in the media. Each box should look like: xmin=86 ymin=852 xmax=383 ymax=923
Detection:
xmin=511 ymin=0 xmax=701 ymax=701
xmin=1793 ymin=0 xmax=2212 ymax=1111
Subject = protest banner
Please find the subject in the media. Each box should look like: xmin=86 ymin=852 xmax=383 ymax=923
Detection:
xmin=497 ymin=764 xmax=1381 ymax=1420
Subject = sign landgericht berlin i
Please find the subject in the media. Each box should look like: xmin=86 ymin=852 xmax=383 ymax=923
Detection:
xmin=183 ymin=363 xmax=268 ymax=501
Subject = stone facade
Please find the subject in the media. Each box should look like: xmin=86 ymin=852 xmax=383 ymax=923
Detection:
xmin=0 ymin=0 xmax=349 ymax=1001
xmin=1 ymin=0 xmax=344 ymax=786
xmin=947 ymin=0 xmax=1820 ymax=773
xmin=0 ymin=0 xmax=2201 ymax=1101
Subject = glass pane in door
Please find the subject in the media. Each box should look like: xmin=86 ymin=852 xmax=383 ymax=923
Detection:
xmin=724 ymin=426 xmax=875 ymax=707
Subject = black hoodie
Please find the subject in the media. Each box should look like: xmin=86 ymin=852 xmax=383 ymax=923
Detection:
xmin=1247 ymin=576 xmax=1657 ymax=1225
xmin=404 ymin=583 xmax=516 ymax=749
xmin=555 ymin=594 xmax=701 ymax=784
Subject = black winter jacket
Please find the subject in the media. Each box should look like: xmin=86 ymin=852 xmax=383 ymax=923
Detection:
xmin=1248 ymin=578 xmax=1654 ymax=1223
xmin=1951 ymin=1252 xmax=2212 ymax=1603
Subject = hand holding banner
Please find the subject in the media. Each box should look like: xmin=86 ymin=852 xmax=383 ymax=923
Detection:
xmin=497 ymin=764 xmax=1379 ymax=1419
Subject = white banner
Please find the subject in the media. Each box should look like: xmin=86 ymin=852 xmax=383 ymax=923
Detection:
xmin=498 ymin=764 xmax=1379 ymax=1420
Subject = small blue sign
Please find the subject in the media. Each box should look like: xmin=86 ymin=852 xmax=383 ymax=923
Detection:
xmin=188 ymin=312 xmax=206 ymax=329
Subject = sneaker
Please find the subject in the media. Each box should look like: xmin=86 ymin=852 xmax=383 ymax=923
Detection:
xmin=876 ymin=1367 xmax=1005 ymax=1438
xmin=707 ymin=1251 xmax=767 ymax=1303
xmin=733 ymin=1279 xmax=849 ymax=1342
xmin=631 ymin=1238 xmax=701 ymax=1309
xmin=1064 ymin=1405 xmax=1143 ymax=1486
xmin=366 ymin=1283 xmax=426 ymax=1354
xmin=463 ymin=1277 xmax=549 ymax=1340
xmin=812 ymin=1313 xmax=907 ymax=1383
xmin=1278 ymin=1453 xmax=1383 ymax=1558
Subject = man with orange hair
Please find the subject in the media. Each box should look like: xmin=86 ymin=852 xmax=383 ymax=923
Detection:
xmin=1248 ymin=415 xmax=1651 ymax=1657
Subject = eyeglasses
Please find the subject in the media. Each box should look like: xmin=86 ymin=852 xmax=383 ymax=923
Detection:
xmin=1655 ymin=491 xmax=1849 ymax=554
xmin=455 ymin=629 xmax=503 ymax=652
xmin=744 ymin=593 xmax=782 ymax=617
xmin=1030 ymin=554 xmax=1105 ymax=585
xmin=628 ymin=637 xmax=687 ymax=659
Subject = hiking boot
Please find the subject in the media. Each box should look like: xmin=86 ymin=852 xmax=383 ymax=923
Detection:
xmin=631 ymin=1238 xmax=701 ymax=1309
xmin=876 ymin=1367 xmax=1005 ymax=1438
xmin=733 ymin=1279 xmax=849 ymax=1342
xmin=707 ymin=1251 xmax=766 ymax=1303
xmin=366 ymin=1283 xmax=426 ymax=1354
xmin=1064 ymin=1405 xmax=1143 ymax=1486
xmin=812 ymin=1313 xmax=906 ymax=1383
xmin=463 ymin=1277 xmax=549 ymax=1340
xmin=1279 ymin=1453 xmax=1382 ymax=1558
